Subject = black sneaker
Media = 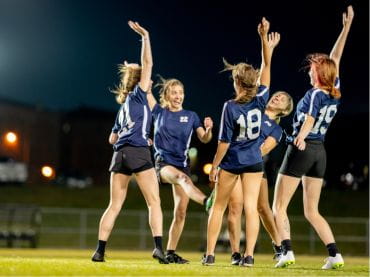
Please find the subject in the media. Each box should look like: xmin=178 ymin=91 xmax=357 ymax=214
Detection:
xmin=202 ymin=255 xmax=215 ymax=266
xmin=239 ymin=255 xmax=254 ymax=267
xmin=231 ymin=252 xmax=241 ymax=265
xmin=91 ymin=251 xmax=105 ymax=262
xmin=272 ymin=242 xmax=283 ymax=261
xmin=152 ymin=248 xmax=169 ymax=264
xmin=166 ymin=252 xmax=189 ymax=264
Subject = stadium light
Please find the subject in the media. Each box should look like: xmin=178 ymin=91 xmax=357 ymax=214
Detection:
xmin=5 ymin=131 xmax=17 ymax=144
xmin=41 ymin=165 xmax=55 ymax=179
xmin=203 ymin=163 xmax=212 ymax=175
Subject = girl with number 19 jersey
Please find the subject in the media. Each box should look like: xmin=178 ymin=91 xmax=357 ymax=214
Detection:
xmin=274 ymin=6 xmax=354 ymax=269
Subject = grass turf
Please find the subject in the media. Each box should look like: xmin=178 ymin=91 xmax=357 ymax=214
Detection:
xmin=0 ymin=249 xmax=368 ymax=276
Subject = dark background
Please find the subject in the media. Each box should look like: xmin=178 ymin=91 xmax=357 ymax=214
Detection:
xmin=0 ymin=0 xmax=368 ymax=190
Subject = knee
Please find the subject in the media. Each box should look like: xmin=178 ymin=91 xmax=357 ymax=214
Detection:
xmin=228 ymin=203 xmax=243 ymax=222
xmin=174 ymin=206 xmax=187 ymax=222
xmin=304 ymin=208 xmax=320 ymax=222
xmin=146 ymin=194 xmax=161 ymax=209
xmin=257 ymin=202 xmax=270 ymax=217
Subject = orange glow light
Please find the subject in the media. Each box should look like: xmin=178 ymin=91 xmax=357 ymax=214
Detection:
xmin=41 ymin=166 xmax=54 ymax=178
xmin=203 ymin=163 xmax=213 ymax=175
xmin=5 ymin=132 xmax=17 ymax=144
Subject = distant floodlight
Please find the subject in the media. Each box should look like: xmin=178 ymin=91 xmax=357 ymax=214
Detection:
xmin=203 ymin=163 xmax=213 ymax=175
xmin=188 ymin=147 xmax=198 ymax=159
xmin=5 ymin=132 xmax=17 ymax=144
xmin=41 ymin=166 xmax=54 ymax=178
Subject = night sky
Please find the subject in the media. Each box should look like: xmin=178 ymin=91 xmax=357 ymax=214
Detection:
xmin=0 ymin=0 xmax=368 ymax=122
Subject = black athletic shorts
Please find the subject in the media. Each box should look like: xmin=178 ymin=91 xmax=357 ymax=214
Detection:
xmin=109 ymin=145 xmax=154 ymax=175
xmin=155 ymin=156 xmax=191 ymax=185
xmin=222 ymin=162 xmax=264 ymax=175
xmin=279 ymin=140 xmax=326 ymax=178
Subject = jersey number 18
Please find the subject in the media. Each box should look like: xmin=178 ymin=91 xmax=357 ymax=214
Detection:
xmin=236 ymin=109 xmax=261 ymax=141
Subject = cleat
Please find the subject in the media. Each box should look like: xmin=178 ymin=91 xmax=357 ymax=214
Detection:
xmin=205 ymin=190 xmax=215 ymax=213
xmin=322 ymin=254 xmax=344 ymax=269
xmin=239 ymin=255 xmax=254 ymax=267
xmin=272 ymin=242 xmax=283 ymax=261
xmin=166 ymin=252 xmax=189 ymax=264
xmin=152 ymin=248 xmax=169 ymax=264
xmin=91 ymin=251 xmax=105 ymax=262
xmin=275 ymin=250 xmax=295 ymax=268
xmin=202 ymin=255 xmax=215 ymax=266
xmin=231 ymin=252 xmax=242 ymax=265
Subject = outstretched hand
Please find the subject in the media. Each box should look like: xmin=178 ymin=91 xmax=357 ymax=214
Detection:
xmin=267 ymin=32 xmax=280 ymax=49
xmin=128 ymin=21 xmax=149 ymax=38
xmin=342 ymin=5 xmax=354 ymax=29
xmin=258 ymin=17 xmax=270 ymax=37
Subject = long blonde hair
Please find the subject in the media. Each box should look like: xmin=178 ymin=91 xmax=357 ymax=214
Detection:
xmin=268 ymin=91 xmax=294 ymax=124
xmin=307 ymin=53 xmax=341 ymax=99
xmin=155 ymin=76 xmax=184 ymax=108
xmin=222 ymin=58 xmax=259 ymax=104
xmin=111 ymin=63 xmax=141 ymax=104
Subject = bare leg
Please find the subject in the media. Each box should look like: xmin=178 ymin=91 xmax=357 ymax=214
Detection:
xmin=98 ymin=172 xmax=131 ymax=241
xmin=135 ymin=168 xmax=163 ymax=236
xmin=160 ymin=165 xmax=206 ymax=205
xmin=302 ymin=176 xmax=336 ymax=244
xmin=272 ymin=174 xmax=301 ymax=240
xmin=227 ymin=177 xmax=243 ymax=254
xmin=258 ymin=178 xmax=281 ymax=245
xmin=240 ymin=172 xmax=263 ymax=257
xmin=166 ymin=184 xmax=189 ymax=251
xmin=206 ymin=169 xmax=238 ymax=256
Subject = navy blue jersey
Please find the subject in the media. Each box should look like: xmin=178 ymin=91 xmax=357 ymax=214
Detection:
xmin=111 ymin=85 xmax=152 ymax=150
xmin=152 ymin=104 xmax=202 ymax=167
xmin=259 ymin=113 xmax=283 ymax=145
xmin=218 ymin=85 xmax=269 ymax=170
xmin=292 ymin=78 xmax=340 ymax=141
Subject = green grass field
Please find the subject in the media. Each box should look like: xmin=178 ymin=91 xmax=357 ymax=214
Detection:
xmin=0 ymin=249 xmax=368 ymax=276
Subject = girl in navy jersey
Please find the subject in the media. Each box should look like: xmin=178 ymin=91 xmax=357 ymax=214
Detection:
xmin=273 ymin=6 xmax=354 ymax=269
xmin=146 ymin=77 xmax=213 ymax=263
xmin=203 ymin=17 xmax=280 ymax=266
xmin=225 ymin=91 xmax=294 ymax=266
xmin=92 ymin=21 xmax=168 ymax=264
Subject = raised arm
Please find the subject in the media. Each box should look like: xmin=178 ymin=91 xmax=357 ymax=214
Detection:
xmin=329 ymin=6 xmax=354 ymax=76
xmin=146 ymin=80 xmax=157 ymax=111
xmin=128 ymin=21 xmax=153 ymax=92
xmin=257 ymin=18 xmax=280 ymax=87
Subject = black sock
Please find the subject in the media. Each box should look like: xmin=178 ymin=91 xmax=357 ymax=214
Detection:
xmin=326 ymin=243 xmax=339 ymax=257
xmin=154 ymin=236 xmax=163 ymax=251
xmin=274 ymin=244 xmax=283 ymax=254
xmin=96 ymin=240 xmax=106 ymax=255
xmin=281 ymin=239 xmax=292 ymax=254
xmin=167 ymin=249 xmax=175 ymax=255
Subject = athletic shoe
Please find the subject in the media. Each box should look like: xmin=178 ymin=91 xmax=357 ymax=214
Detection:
xmin=275 ymin=250 xmax=295 ymax=268
xmin=272 ymin=242 xmax=283 ymax=261
xmin=166 ymin=252 xmax=189 ymax=264
xmin=205 ymin=190 xmax=215 ymax=213
xmin=231 ymin=252 xmax=241 ymax=265
xmin=239 ymin=255 xmax=254 ymax=267
xmin=152 ymin=248 xmax=169 ymax=264
xmin=202 ymin=255 xmax=215 ymax=266
xmin=321 ymin=254 xmax=344 ymax=269
xmin=91 ymin=251 xmax=105 ymax=262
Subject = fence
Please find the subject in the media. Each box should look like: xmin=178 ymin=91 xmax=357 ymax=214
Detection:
xmin=5 ymin=207 xmax=369 ymax=256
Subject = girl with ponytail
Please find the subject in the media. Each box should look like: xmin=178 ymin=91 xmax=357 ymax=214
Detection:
xmin=273 ymin=6 xmax=354 ymax=269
